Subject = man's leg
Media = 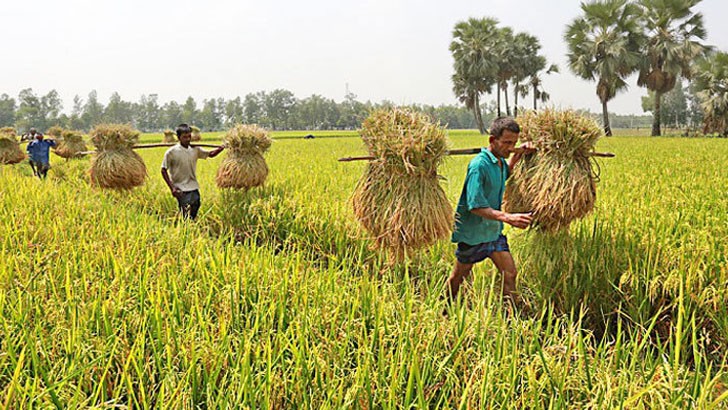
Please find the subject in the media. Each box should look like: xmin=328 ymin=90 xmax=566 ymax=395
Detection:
xmin=188 ymin=190 xmax=201 ymax=220
xmin=177 ymin=191 xmax=192 ymax=219
xmin=40 ymin=163 xmax=49 ymax=179
xmin=29 ymin=160 xmax=38 ymax=178
xmin=446 ymin=260 xmax=474 ymax=302
xmin=488 ymin=251 xmax=518 ymax=300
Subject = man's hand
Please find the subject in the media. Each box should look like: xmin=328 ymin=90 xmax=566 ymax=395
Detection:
xmin=171 ymin=186 xmax=182 ymax=198
xmin=519 ymin=142 xmax=536 ymax=154
xmin=504 ymin=212 xmax=533 ymax=229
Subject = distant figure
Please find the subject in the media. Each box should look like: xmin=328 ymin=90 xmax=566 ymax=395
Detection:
xmin=304 ymin=134 xmax=315 ymax=139
xmin=21 ymin=127 xmax=37 ymax=142
xmin=26 ymin=132 xmax=56 ymax=179
xmin=161 ymin=123 xmax=225 ymax=220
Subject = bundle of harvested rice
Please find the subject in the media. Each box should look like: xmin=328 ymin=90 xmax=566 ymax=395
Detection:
xmin=88 ymin=124 xmax=147 ymax=189
xmin=191 ymin=125 xmax=202 ymax=141
xmin=46 ymin=126 xmax=64 ymax=138
xmin=54 ymin=129 xmax=88 ymax=159
xmin=503 ymin=109 xmax=602 ymax=232
xmin=215 ymin=124 xmax=271 ymax=189
xmin=0 ymin=128 xmax=25 ymax=164
xmin=163 ymin=129 xmax=176 ymax=143
xmin=352 ymin=108 xmax=453 ymax=260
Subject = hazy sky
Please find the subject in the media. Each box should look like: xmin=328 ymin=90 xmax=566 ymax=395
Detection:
xmin=2 ymin=0 xmax=726 ymax=115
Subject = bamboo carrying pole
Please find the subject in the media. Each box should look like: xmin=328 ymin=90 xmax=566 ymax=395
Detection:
xmin=338 ymin=147 xmax=615 ymax=162
xmin=73 ymin=143 xmax=224 ymax=156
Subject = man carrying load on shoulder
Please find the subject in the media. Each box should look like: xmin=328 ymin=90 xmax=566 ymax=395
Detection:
xmin=26 ymin=132 xmax=56 ymax=179
xmin=446 ymin=117 xmax=535 ymax=306
xmin=161 ymin=123 xmax=224 ymax=220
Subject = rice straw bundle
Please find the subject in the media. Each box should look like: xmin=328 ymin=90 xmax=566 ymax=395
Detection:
xmin=215 ymin=124 xmax=271 ymax=189
xmin=88 ymin=124 xmax=147 ymax=189
xmin=163 ymin=129 xmax=176 ymax=143
xmin=503 ymin=109 xmax=603 ymax=232
xmin=46 ymin=126 xmax=63 ymax=138
xmin=352 ymin=108 xmax=453 ymax=260
xmin=54 ymin=129 xmax=88 ymax=159
xmin=191 ymin=125 xmax=202 ymax=141
xmin=0 ymin=128 xmax=25 ymax=164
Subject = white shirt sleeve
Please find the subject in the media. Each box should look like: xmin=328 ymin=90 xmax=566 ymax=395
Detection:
xmin=161 ymin=149 xmax=170 ymax=169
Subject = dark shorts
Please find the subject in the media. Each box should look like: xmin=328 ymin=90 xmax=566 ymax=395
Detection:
xmin=455 ymin=234 xmax=510 ymax=264
xmin=29 ymin=160 xmax=51 ymax=172
xmin=177 ymin=189 xmax=201 ymax=220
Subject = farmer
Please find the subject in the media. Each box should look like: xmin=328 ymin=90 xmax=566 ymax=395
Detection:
xmin=26 ymin=132 xmax=56 ymax=179
xmin=446 ymin=117 xmax=535 ymax=306
xmin=21 ymin=127 xmax=37 ymax=141
xmin=161 ymin=123 xmax=224 ymax=220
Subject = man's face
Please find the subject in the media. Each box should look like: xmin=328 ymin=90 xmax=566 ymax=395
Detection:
xmin=178 ymin=132 xmax=192 ymax=147
xmin=489 ymin=129 xmax=519 ymax=158
xmin=35 ymin=134 xmax=43 ymax=141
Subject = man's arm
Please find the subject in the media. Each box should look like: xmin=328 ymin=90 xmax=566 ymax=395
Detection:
xmin=508 ymin=142 xmax=536 ymax=173
xmin=470 ymin=207 xmax=533 ymax=229
xmin=207 ymin=145 xmax=224 ymax=158
xmin=161 ymin=168 xmax=181 ymax=198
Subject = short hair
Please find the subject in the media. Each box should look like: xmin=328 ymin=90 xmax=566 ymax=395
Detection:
xmin=176 ymin=123 xmax=192 ymax=137
xmin=489 ymin=117 xmax=520 ymax=138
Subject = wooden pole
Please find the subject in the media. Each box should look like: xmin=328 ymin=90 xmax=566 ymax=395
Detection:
xmin=338 ymin=148 xmax=615 ymax=162
xmin=70 ymin=143 xmax=224 ymax=157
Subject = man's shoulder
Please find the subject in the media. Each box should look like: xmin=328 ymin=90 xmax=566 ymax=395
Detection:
xmin=164 ymin=144 xmax=182 ymax=154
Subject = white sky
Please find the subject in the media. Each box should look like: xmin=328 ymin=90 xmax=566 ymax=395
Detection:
xmin=2 ymin=0 xmax=726 ymax=115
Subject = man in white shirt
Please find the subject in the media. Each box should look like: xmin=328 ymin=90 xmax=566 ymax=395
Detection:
xmin=161 ymin=124 xmax=224 ymax=220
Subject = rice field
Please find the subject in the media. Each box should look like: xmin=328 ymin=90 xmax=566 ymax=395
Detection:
xmin=1 ymin=130 xmax=727 ymax=408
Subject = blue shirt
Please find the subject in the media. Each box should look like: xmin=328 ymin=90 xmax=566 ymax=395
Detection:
xmin=26 ymin=139 xmax=56 ymax=164
xmin=451 ymin=148 xmax=509 ymax=245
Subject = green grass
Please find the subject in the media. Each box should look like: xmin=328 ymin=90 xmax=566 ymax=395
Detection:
xmin=1 ymin=131 xmax=726 ymax=408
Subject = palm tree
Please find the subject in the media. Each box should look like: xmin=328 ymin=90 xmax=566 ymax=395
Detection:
xmin=510 ymin=32 xmax=545 ymax=117
xmin=530 ymin=64 xmax=559 ymax=110
xmin=495 ymin=27 xmax=515 ymax=117
xmin=450 ymin=18 xmax=500 ymax=134
xmin=693 ymin=51 xmax=728 ymax=136
xmin=637 ymin=0 xmax=708 ymax=136
xmin=565 ymin=0 xmax=643 ymax=136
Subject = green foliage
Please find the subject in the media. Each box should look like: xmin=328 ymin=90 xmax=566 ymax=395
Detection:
xmin=564 ymin=0 xmax=643 ymax=136
xmin=694 ymin=51 xmax=728 ymax=136
xmin=636 ymin=0 xmax=709 ymax=136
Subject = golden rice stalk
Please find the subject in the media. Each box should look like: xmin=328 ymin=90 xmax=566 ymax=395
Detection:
xmin=54 ymin=129 xmax=88 ymax=159
xmin=352 ymin=108 xmax=453 ymax=260
xmin=0 ymin=133 xmax=25 ymax=164
xmin=163 ymin=129 xmax=176 ymax=143
xmin=191 ymin=125 xmax=201 ymax=141
xmin=88 ymin=124 xmax=146 ymax=189
xmin=503 ymin=109 xmax=602 ymax=232
xmin=215 ymin=124 xmax=271 ymax=189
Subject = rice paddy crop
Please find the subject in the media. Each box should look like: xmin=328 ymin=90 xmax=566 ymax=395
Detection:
xmin=0 ymin=129 xmax=726 ymax=408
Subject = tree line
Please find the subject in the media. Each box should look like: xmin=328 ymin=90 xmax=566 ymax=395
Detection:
xmin=451 ymin=0 xmax=728 ymax=137
xmin=0 ymin=88 xmax=482 ymax=133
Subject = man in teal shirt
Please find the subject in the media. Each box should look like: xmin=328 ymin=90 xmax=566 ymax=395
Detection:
xmin=447 ymin=117 xmax=535 ymax=305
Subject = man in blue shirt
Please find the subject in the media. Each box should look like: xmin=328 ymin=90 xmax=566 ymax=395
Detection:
xmin=26 ymin=132 xmax=56 ymax=179
xmin=447 ymin=117 xmax=535 ymax=305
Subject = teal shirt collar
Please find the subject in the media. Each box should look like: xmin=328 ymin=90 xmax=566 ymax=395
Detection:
xmin=481 ymin=147 xmax=503 ymax=164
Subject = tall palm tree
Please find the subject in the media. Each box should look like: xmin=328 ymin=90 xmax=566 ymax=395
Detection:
xmin=693 ymin=51 xmax=728 ymax=136
xmin=530 ymin=63 xmax=559 ymax=110
xmin=510 ymin=32 xmax=545 ymax=117
xmin=565 ymin=0 xmax=643 ymax=136
xmin=495 ymin=27 xmax=515 ymax=117
xmin=637 ymin=0 xmax=708 ymax=136
xmin=450 ymin=18 xmax=500 ymax=134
